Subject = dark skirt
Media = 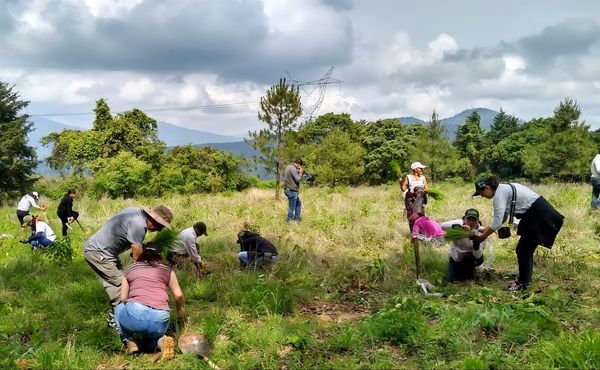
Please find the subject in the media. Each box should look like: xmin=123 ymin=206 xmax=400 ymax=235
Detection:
xmin=517 ymin=196 xmax=564 ymax=248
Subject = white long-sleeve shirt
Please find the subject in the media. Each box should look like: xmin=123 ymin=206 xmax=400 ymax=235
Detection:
xmin=172 ymin=227 xmax=201 ymax=264
xmin=490 ymin=183 xmax=539 ymax=231
xmin=440 ymin=219 xmax=486 ymax=262
xmin=35 ymin=221 xmax=56 ymax=241
xmin=17 ymin=195 xmax=41 ymax=212
xmin=592 ymin=154 xmax=600 ymax=179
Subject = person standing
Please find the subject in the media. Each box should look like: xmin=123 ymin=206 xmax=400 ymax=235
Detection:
xmin=83 ymin=205 xmax=173 ymax=329
xmin=283 ymin=159 xmax=304 ymax=222
xmin=57 ymin=189 xmax=79 ymax=236
xmin=167 ymin=222 xmax=208 ymax=276
xmin=401 ymin=162 xmax=429 ymax=231
xmin=115 ymin=244 xmax=183 ymax=360
xmin=440 ymin=209 xmax=487 ymax=282
xmin=472 ymin=175 xmax=564 ymax=291
xmin=591 ymin=153 xmax=600 ymax=209
xmin=16 ymin=191 xmax=46 ymax=226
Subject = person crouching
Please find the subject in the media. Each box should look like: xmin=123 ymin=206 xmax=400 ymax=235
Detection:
xmin=237 ymin=230 xmax=278 ymax=269
xmin=440 ymin=209 xmax=486 ymax=282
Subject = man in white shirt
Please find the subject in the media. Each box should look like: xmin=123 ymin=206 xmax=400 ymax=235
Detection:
xmin=168 ymin=222 xmax=208 ymax=276
xmin=591 ymin=154 xmax=600 ymax=209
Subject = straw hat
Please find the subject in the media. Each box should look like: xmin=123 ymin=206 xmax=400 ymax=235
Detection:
xmin=143 ymin=205 xmax=173 ymax=230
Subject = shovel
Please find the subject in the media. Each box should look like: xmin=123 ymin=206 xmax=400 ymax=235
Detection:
xmin=178 ymin=332 xmax=220 ymax=369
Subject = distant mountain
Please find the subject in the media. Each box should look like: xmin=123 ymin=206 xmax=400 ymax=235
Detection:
xmin=398 ymin=116 xmax=425 ymax=125
xmin=27 ymin=117 xmax=242 ymax=158
xmin=197 ymin=140 xmax=257 ymax=159
xmin=157 ymin=121 xmax=241 ymax=146
xmin=440 ymin=108 xmax=500 ymax=139
xmin=394 ymin=108 xmax=502 ymax=139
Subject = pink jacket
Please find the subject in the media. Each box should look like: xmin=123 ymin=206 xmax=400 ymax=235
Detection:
xmin=412 ymin=216 xmax=445 ymax=239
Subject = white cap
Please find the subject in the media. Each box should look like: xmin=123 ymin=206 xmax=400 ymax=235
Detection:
xmin=32 ymin=191 xmax=39 ymax=198
xmin=410 ymin=162 xmax=426 ymax=170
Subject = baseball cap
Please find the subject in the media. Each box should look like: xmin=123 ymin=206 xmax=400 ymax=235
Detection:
xmin=193 ymin=222 xmax=208 ymax=236
xmin=472 ymin=176 xmax=490 ymax=196
xmin=410 ymin=162 xmax=426 ymax=170
xmin=463 ymin=208 xmax=480 ymax=220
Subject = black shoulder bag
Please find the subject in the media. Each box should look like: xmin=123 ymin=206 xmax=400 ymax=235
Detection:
xmin=497 ymin=183 xmax=516 ymax=239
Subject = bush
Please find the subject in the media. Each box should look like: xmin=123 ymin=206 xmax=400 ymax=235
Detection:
xmin=361 ymin=296 xmax=427 ymax=346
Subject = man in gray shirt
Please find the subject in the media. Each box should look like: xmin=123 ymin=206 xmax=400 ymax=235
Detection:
xmin=83 ymin=205 xmax=173 ymax=329
xmin=283 ymin=159 xmax=304 ymax=222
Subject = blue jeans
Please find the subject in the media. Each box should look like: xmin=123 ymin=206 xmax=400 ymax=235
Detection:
xmin=28 ymin=232 xmax=54 ymax=248
xmin=238 ymin=251 xmax=278 ymax=269
xmin=591 ymin=177 xmax=600 ymax=209
xmin=284 ymin=188 xmax=301 ymax=221
xmin=114 ymin=301 xmax=170 ymax=352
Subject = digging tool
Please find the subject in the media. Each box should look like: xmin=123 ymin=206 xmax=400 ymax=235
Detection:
xmin=412 ymin=239 xmax=421 ymax=279
xmin=178 ymin=332 xmax=220 ymax=369
xmin=74 ymin=218 xmax=86 ymax=232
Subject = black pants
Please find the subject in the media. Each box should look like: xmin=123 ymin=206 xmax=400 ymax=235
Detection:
xmin=515 ymin=234 xmax=538 ymax=286
xmin=16 ymin=210 xmax=29 ymax=226
xmin=446 ymin=255 xmax=484 ymax=282
xmin=58 ymin=211 xmax=79 ymax=236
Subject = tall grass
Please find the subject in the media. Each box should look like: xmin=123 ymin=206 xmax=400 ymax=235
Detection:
xmin=0 ymin=182 xmax=598 ymax=368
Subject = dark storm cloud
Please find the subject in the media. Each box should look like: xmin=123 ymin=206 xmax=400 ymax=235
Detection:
xmin=0 ymin=0 xmax=353 ymax=82
xmin=517 ymin=18 xmax=600 ymax=68
xmin=322 ymin=0 xmax=354 ymax=11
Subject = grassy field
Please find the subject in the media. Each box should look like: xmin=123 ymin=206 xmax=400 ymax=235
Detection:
xmin=1 ymin=182 xmax=600 ymax=369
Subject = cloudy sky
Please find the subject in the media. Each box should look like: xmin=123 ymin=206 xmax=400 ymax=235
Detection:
xmin=1 ymin=0 xmax=600 ymax=137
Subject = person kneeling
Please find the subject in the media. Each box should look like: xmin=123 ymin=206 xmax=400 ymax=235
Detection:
xmin=20 ymin=215 xmax=56 ymax=249
xmin=114 ymin=243 xmax=184 ymax=361
xmin=237 ymin=230 xmax=278 ymax=269
xmin=440 ymin=209 xmax=487 ymax=282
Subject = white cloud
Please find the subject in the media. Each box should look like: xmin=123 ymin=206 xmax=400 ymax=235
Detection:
xmin=119 ymin=78 xmax=156 ymax=102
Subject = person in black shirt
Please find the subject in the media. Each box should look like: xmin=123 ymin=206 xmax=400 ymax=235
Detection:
xmin=57 ymin=189 xmax=79 ymax=236
xmin=237 ymin=230 xmax=278 ymax=269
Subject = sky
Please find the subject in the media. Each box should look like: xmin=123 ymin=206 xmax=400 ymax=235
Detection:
xmin=1 ymin=0 xmax=600 ymax=137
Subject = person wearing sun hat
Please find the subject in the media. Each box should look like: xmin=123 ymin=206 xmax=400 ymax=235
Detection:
xmin=83 ymin=205 xmax=173 ymax=330
xmin=400 ymin=161 xmax=429 ymax=231
xmin=471 ymin=175 xmax=563 ymax=291
xmin=440 ymin=208 xmax=487 ymax=282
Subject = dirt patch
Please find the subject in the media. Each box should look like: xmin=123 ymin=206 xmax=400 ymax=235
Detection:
xmin=299 ymin=302 xmax=370 ymax=323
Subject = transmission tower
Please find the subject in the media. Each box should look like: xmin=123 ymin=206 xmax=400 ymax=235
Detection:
xmin=286 ymin=66 xmax=344 ymax=123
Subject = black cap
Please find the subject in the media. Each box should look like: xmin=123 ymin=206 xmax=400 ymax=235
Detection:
xmin=193 ymin=222 xmax=208 ymax=236
xmin=472 ymin=176 xmax=490 ymax=196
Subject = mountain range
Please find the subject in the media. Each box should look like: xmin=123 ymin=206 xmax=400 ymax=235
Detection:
xmin=28 ymin=108 xmax=505 ymax=175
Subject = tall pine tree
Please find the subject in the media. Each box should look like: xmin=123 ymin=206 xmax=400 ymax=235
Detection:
xmin=0 ymin=81 xmax=37 ymax=202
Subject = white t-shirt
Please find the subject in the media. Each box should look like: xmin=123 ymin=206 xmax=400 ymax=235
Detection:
xmin=35 ymin=221 xmax=56 ymax=241
xmin=406 ymin=174 xmax=425 ymax=192
xmin=440 ymin=219 xmax=486 ymax=262
xmin=490 ymin=183 xmax=539 ymax=231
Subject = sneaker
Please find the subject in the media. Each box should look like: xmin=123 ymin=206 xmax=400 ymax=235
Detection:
xmin=508 ymin=282 xmax=526 ymax=291
xmin=157 ymin=335 xmax=175 ymax=361
xmin=107 ymin=311 xmax=120 ymax=334
xmin=125 ymin=339 xmax=139 ymax=355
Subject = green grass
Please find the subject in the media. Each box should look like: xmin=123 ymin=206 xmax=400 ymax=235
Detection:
xmin=1 ymin=182 xmax=599 ymax=368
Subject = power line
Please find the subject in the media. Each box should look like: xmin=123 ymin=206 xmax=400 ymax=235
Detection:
xmin=286 ymin=66 xmax=344 ymax=122
xmin=28 ymin=101 xmax=257 ymax=117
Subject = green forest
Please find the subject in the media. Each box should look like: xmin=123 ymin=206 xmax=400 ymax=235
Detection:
xmin=2 ymin=79 xmax=600 ymax=369
xmin=1 ymin=79 xmax=598 ymax=203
